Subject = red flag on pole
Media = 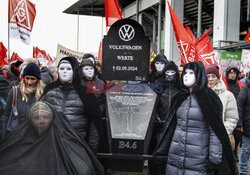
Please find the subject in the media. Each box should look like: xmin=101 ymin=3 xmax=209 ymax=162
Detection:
xmin=105 ymin=0 xmax=123 ymax=27
xmin=245 ymin=31 xmax=250 ymax=45
xmin=167 ymin=2 xmax=198 ymax=65
xmin=0 ymin=42 xmax=9 ymax=68
xmin=186 ymin=26 xmax=197 ymax=44
xmin=9 ymin=0 xmax=36 ymax=44
xmin=195 ymin=28 xmax=218 ymax=65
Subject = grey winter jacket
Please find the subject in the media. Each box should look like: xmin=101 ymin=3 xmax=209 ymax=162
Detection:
xmin=166 ymin=95 xmax=222 ymax=175
xmin=212 ymin=80 xmax=239 ymax=134
xmin=40 ymin=84 xmax=99 ymax=150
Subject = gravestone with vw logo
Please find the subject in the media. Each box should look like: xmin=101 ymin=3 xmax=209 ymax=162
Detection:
xmin=101 ymin=19 xmax=156 ymax=173
xmin=102 ymin=18 xmax=150 ymax=81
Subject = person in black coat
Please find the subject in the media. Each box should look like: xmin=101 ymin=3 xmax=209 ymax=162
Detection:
xmin=41 ymin=57 xmax=104 ymax=153
xmin=149 ymin=53 xmax=169 ymax=84
xmin=0 ymin=101 xmax=104 ymax=175
xmin=0 ymin=68 xmax=10 ymax=100
xmin=237 ymin=73 xmax=250 ymax=175
xmin=155 ymin=61 xmax=238 ymax=175
xmin=9 ymin=61 xmax=23 ymax=87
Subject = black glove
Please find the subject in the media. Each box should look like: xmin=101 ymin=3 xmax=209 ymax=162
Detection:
xmin=206 ymin=161 xmax=220 ymax=172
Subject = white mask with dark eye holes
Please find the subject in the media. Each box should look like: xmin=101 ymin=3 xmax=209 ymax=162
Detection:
xmin=155 ymin=61 xmax=165 ymax=73
xmin=183 ymin=68 xmax=196 ymax=87
xmin=58 ymin=62 xmax=73 ymax=83
xmin=82 ymin=66 xmax=95 ymax=79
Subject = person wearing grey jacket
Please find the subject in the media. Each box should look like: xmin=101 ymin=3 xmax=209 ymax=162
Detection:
xmin=40 ymin=57 xmax=103 ymax=153
xmin=155 ymin=61 xmax=238 ymax=175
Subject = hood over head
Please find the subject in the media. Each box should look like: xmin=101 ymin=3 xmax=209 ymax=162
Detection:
xmin=151 ymin=53 xmax=169 ymax=72
xmin=58 ymin=57 xmax=81 ymax=85
xmin=181 ymin=61 xmax=208 ymax=93
xmin=162 ymin=61 xmax=180 ymax=87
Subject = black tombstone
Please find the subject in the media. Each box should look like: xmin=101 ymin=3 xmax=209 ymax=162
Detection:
xmin=106 ymin=83 xmax=157 ymax=172
xmin=102 ymin=18 xmax=150 ymax=81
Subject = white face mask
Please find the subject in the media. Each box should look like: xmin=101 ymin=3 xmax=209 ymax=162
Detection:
xmin=58 ymin=62 xmax=73 ymax=83
xmin=82 ymin=66 xmax=95 ymax=79
xmin=183 ymin=68 xmax=196 ymax=87
xmin=155 ymin=61 xmax=165 ymax=73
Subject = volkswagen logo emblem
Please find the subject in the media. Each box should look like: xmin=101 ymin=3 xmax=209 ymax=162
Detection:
xmin=119 ymin=24 xmax=135 ymax=41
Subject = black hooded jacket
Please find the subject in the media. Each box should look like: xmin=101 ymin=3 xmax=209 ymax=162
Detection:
xmin=0 ymin=102 xmax=104 ymax=175
xmin=237 ymin=77 xmax=250 ymax=137
xmin=0 ymin=68 xmax=10 ymax=100
xmin=149 ymin=54 xmax=169 ymax=83
xmin=41 ymin=57 xmax=105 ymax=153
xmin=9 ymin=62 xmax=21 ymax=87
xmin=155 ymin=61 xmax=238 ymax=175
xmin=156 ymin=61 xmax=181 ymax=121
xmin=223 ymin=66 xmax=243 ymax=100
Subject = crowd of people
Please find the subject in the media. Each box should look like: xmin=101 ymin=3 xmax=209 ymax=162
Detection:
xmin=0 ymin=53 xmax=249 ymax=175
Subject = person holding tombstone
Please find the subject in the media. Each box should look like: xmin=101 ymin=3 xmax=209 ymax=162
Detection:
xmin=40 ymin=57 xmax=104 ymax=153
xmin=206 ymin=65 xmax=239 ymax=145
xmin=223 ymin=66 xmax=244 ymax=162
xmin=0 ymin=101 xmax=104 ymax=175
xmin=1 ymin=63 xmax=45 ymax=139
xmin=148 ymin=53 xmax=169 ymax=84
xmin=155 ymin=61 xmax=238 ymax=175
xmin=237 ymin=73 xmax=250 ymax=175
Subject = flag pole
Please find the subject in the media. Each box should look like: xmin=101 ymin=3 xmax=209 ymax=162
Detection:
xmin=77 ymin=8 xmax=79 ymax=52
xmin=174 ymin=56 xmax=181 ymax=63
xmin=179 ymin=40 xmax=188 ymax=63
xmin=8 ymin=0 xmax=10 ymax=61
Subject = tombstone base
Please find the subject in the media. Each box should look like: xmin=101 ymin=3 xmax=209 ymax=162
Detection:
xmin=110 ymin=160 xmax=144 ymax=172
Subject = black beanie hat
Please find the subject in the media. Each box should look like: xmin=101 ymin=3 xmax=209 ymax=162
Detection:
xmin=23 ymin=63 xmax=41 ymax=79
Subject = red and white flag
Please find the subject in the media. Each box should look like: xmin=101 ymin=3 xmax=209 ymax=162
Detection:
xmin=0 ymin=42 xmax=9 ymax=68
xmin=195 ymin=29 xmax=219 ymax=65
xmin=33 ymin=46 xmax=52 ymax=66
xmin=167 ymin=2 xmax=217 ymax=67
xmin=105 ymin=0 xmax=123 ymax=27
xmin=9 ymin=0 xmax=36 ymax=44
xmin=10 ymin=52 xmax=24 ymax=62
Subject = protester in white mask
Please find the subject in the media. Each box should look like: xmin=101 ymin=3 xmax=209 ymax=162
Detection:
xmin=82 ymin=66 xmax=95 ymax=80
xmin=149 ymin=53 xmax=169 ymax=83
xmin=41 ymin=57 xmax=105 ymax=154
xmin=155 ymin=61 xmax=238 ymax=175
xmin=183 ymin=68 xmax=196 ymax=91
xmin=58 ymin=60 xmax=73 ymax=83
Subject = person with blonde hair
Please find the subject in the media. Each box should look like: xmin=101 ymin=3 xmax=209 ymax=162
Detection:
xmin=1 ymin=63 xmax=45 ymax=139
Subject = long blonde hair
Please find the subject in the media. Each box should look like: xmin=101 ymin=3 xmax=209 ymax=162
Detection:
xmin=20 ymin=79 xmax=45 ymax=102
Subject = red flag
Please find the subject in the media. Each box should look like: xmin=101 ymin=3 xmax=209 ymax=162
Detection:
xmin=245 ymin=31 xmax=250 ymax=45
xmin=10 ymin=52 xmax=24 ymax=62
xmin=98 ymin=42 xmax=102 ymax=62
xmin=195 ymin=28 xmax=218 ymax=66
xmin=0 ymin=42 xmax=9 ymax=68
xmin=105 ymin=0 xmax=123 ymax=27
xmin=34 ymin=46 xmax=50 ymax=66
xmin=167 ymin=2 xmax=198 ymax=65
xmin=9 ymin=0 xmax=36 ymax=44
xmin=186 ymin=26 xmax=197 ymax=44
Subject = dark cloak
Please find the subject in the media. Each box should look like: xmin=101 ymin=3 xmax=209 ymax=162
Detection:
xmin=155 ymin=61 xmax=238 ymax=175
xmin=0 ymin=101 xmax=104 ymax=175
xmin=41 ymin=57 xmax=106 ymax=152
